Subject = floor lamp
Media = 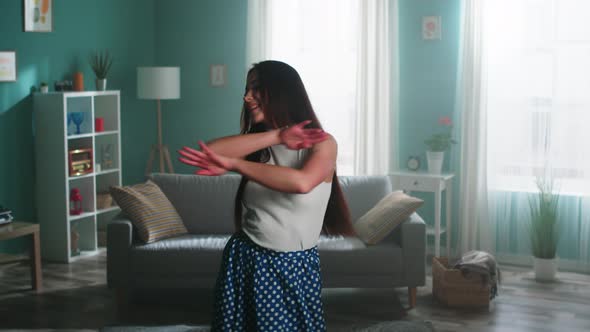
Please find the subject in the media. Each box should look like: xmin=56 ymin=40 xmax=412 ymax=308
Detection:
xmin=137 ymin=66 xmax=180 ymax=175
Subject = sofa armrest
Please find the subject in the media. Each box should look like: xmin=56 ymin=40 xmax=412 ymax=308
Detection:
xmin=398 ymin=212 xmax=426 ymax=287
xmin=107 ymin=216 xmax=133 ymax=288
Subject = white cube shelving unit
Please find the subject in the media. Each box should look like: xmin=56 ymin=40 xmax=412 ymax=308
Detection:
xmin=34 ymin=91 xmax=122 ymax=263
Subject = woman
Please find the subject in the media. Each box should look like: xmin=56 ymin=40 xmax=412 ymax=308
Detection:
xmin=178 ymin=60 xmax=355 ymax=331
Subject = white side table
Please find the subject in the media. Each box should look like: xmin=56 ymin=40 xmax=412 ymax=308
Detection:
xmin=390 ymin=171 xmax=455 ymax=258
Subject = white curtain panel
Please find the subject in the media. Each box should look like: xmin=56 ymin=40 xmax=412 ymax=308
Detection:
xmin=245 ymin=0 xmax=396 ymax=176
xmin=483 ymin=0 xmax=590 ymax=267
xmin=455 ymin=0 xmax=494 ymax=255
xmin=245 ymin=0 xmax=271 ymax=69
xmin=353 ymin=0 xmax=393 ymax=176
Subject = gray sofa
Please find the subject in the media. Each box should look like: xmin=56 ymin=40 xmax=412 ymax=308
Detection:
xmin=107 ymin=173 xmax=426 ymax=307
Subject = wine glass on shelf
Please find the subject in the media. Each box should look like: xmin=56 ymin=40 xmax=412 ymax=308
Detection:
xmin=71 ymin=112 xmax=84 ymax=135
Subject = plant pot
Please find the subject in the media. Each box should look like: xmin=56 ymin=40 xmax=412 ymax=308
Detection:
xmin=40 ymin=85 xmax=49 ymax=93
xmin=533 ymin=256 xmax=558 ymax=281
xmin=426 ymin=151 xmax=444 ymax=174
xmin=95 ymin=78 xmax=107 ymax=91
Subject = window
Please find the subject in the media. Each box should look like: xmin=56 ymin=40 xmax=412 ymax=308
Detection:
xmin=485 ymin=0 xmax=590 ymax=195
xmin=266 ymin=0 xmax=360 ymax=175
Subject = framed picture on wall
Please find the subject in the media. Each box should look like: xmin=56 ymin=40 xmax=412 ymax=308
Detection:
xmin=210 ymin=64 xmax=227 ymax=87
xmin=23 ymin=0 xmax=53 ymax=32
xmin=0 ymin=51 xmax=17 ymax=82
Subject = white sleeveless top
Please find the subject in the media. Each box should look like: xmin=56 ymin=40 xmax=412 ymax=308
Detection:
xmin=241 ymin=144 xmax=332 ymax=252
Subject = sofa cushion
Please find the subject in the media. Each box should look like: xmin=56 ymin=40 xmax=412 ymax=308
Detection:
xmin=320 ymin=240 xmax=404 ymax=277
xmin=110 ymin=180 xmax=188 ymax=243
xmin=149 ymin=174 xmax=241 ymax=234
xmin=354 ymin=191 xmax=424 ymax=245
xmin=338 ymin=176 xmax=392 ymax=223
xmin=129 ymin=234 xmax=368 ymax=277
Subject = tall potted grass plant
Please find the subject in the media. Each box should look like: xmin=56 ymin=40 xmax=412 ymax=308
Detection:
xmin=527 ymin=174 xmax=560 ymax=281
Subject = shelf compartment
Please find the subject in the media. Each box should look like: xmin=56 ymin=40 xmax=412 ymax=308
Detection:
xmin=95 ymin=134 xmax=119 ymax=171
xmin=68 ymin=176 xmax=95 ymax=215
xmin=68 ymin=211 xmax=95 ymax=222
xmin=66 ymin=96 xmax=93 ymax=136
xmin=94 ymin=94 xmax=119 ymax=132
xmin=97 ymin=208 xmax=121 ymax=248
xmin=96 ymin=168 xmax=119 ymax=176
xmin=69 ymin=215 xmax=97 ymax=258
xmin=94 ymin=130 xmax=119 ymax=137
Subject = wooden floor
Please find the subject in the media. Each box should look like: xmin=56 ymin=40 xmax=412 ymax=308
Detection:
xmin=1 ymin=250 xmax=590 ymax=332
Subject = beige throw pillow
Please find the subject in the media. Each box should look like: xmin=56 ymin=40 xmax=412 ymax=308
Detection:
xmin=354 ymin=191 xmax=424 ymax=245
xmin=110 ymin=180 xmax=188 ymax=243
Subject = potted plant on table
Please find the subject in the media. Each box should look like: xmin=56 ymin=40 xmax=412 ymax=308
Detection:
xmin=89 ymin=50 xmax=113 ymax=91
xmin=424 ymin=116 xmax=457 ymax=174
xmin=528 ymin=173 xmax=560 ymax=281
xmin=40 ymin=82 xmax=49 ymax=93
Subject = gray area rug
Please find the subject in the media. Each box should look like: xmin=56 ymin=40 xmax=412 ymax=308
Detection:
xmin=100 ymin=320 xmax=436 ymax=332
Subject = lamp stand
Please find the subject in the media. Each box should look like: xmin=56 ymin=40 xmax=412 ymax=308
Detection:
xmin=145 ymin=99 xmax=175 ymax=175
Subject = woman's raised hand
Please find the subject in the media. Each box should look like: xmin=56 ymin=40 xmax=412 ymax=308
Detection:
xmin=178 ymin=141 xmax=234 ymax=176
xmin=279 ymin=120 xmax=329 ymax=150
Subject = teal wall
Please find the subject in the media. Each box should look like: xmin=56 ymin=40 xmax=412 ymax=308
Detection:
xmin=154 ymin=0 xmax=248 ymax=175
xmin=398 ymin=0 xmax=461 ymax=171
xmin=398 ymin=0 xmax=462 ymax=246
xmin=1 ymin=0 xmax=462 ymax=254
xmin=0 ymin=0 xmax=156 ymax=252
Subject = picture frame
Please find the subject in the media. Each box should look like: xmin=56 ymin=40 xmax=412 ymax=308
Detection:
xmin=210 ymin=64 xmax=227 ymax=87
xmin=422 ymin=16 xmax=442 ymax=40
xmin=0 ymin=51 xmax=17 ymax=82
xmin=23 ymin=0 xmax=53 ymax=32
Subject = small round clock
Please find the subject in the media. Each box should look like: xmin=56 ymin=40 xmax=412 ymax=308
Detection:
xmin=407 ymin=156 xmax=420 ymax=171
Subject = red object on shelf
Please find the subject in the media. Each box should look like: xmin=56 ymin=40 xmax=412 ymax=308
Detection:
xmin=95 ymin=117 xmax=104 ymax=132
xmin=70 ymin=188 xmax=83 ymax=215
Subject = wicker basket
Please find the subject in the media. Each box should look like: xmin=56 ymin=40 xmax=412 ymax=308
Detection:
xmin=96 ymin=192 xmax=113 ymax=209
xmin=432 ymin=256 xmax=490 ymax=308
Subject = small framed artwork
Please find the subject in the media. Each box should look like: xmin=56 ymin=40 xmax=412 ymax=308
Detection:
xmin=422 ymin=16 xmax=442 ymax=40
xmin=23 ymin=0 xmax=53 ymax=32
xmin=0 ymin=51 xmax=17 ymax=82
xmin=210 ymin=64 xmax=227 ymax=87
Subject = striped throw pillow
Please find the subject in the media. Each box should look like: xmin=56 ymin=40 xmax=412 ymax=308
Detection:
xmin=354 ymin=191 xmax=424 ymax=245
xmin=110 ymin=180 xmax=188 ymax=243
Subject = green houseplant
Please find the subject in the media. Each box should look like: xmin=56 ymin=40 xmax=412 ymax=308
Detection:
xmin=89 ymin=50 xmax=113 ymax=91
xmin=527 ymin=173 xmax=560 ymax=281
xmin=40 ymin=82 xmax=48 ymax=93
xmin=424 ymin=116 xmax=457 ymax=173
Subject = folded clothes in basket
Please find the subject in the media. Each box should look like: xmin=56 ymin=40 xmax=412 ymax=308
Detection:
xmin=453 ymin=250 xmax=501 ymax=300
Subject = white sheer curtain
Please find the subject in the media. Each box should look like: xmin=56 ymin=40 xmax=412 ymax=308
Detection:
xmin=245 ymin=0 xmax=395 ymax=176
xmin=459 ymin=0 xmax=590 ymax=268
xmin=245 ymin=0 xmax=270 ymax=67
xmin=484 ymin=0 xmax=590 ymax=267
xmin=354 ymin=0 xmax=393 ymax=175
xmin=455 ymin=0 xmax=493 ymax=255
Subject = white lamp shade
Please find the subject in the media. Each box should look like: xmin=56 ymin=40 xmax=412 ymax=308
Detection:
xmin=137 ymin=67 xmax=181 ymax=100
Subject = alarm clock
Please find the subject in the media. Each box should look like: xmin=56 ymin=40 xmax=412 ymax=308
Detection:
xmin=407 ymin=156 xmax=420 ymax=171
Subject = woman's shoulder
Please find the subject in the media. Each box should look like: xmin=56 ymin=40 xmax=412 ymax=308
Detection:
xmin=312 ymin=133 xmax=337 ymax=151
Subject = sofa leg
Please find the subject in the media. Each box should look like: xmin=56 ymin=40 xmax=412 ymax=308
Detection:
xmin=408 ymin=287 xmax=417 ymax=309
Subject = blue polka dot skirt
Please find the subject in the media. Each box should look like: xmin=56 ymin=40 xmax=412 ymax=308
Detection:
xmin=211 ymin=231 xmax=327 ymax=332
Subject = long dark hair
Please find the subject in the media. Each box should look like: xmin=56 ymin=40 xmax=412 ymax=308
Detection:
xmin=233 ymin=60 xmax=355 ymax=236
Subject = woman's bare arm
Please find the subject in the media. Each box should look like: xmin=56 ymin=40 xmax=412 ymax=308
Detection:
xmin=232 ymin=137 xmax=336 ymax=193
xmin=180 ymin=136 xmax=337 ymax=193
xmin=206 ymin=130 xmax=282 ymax=159
xmin=202 ymin=120 xmax=328 ymax=159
